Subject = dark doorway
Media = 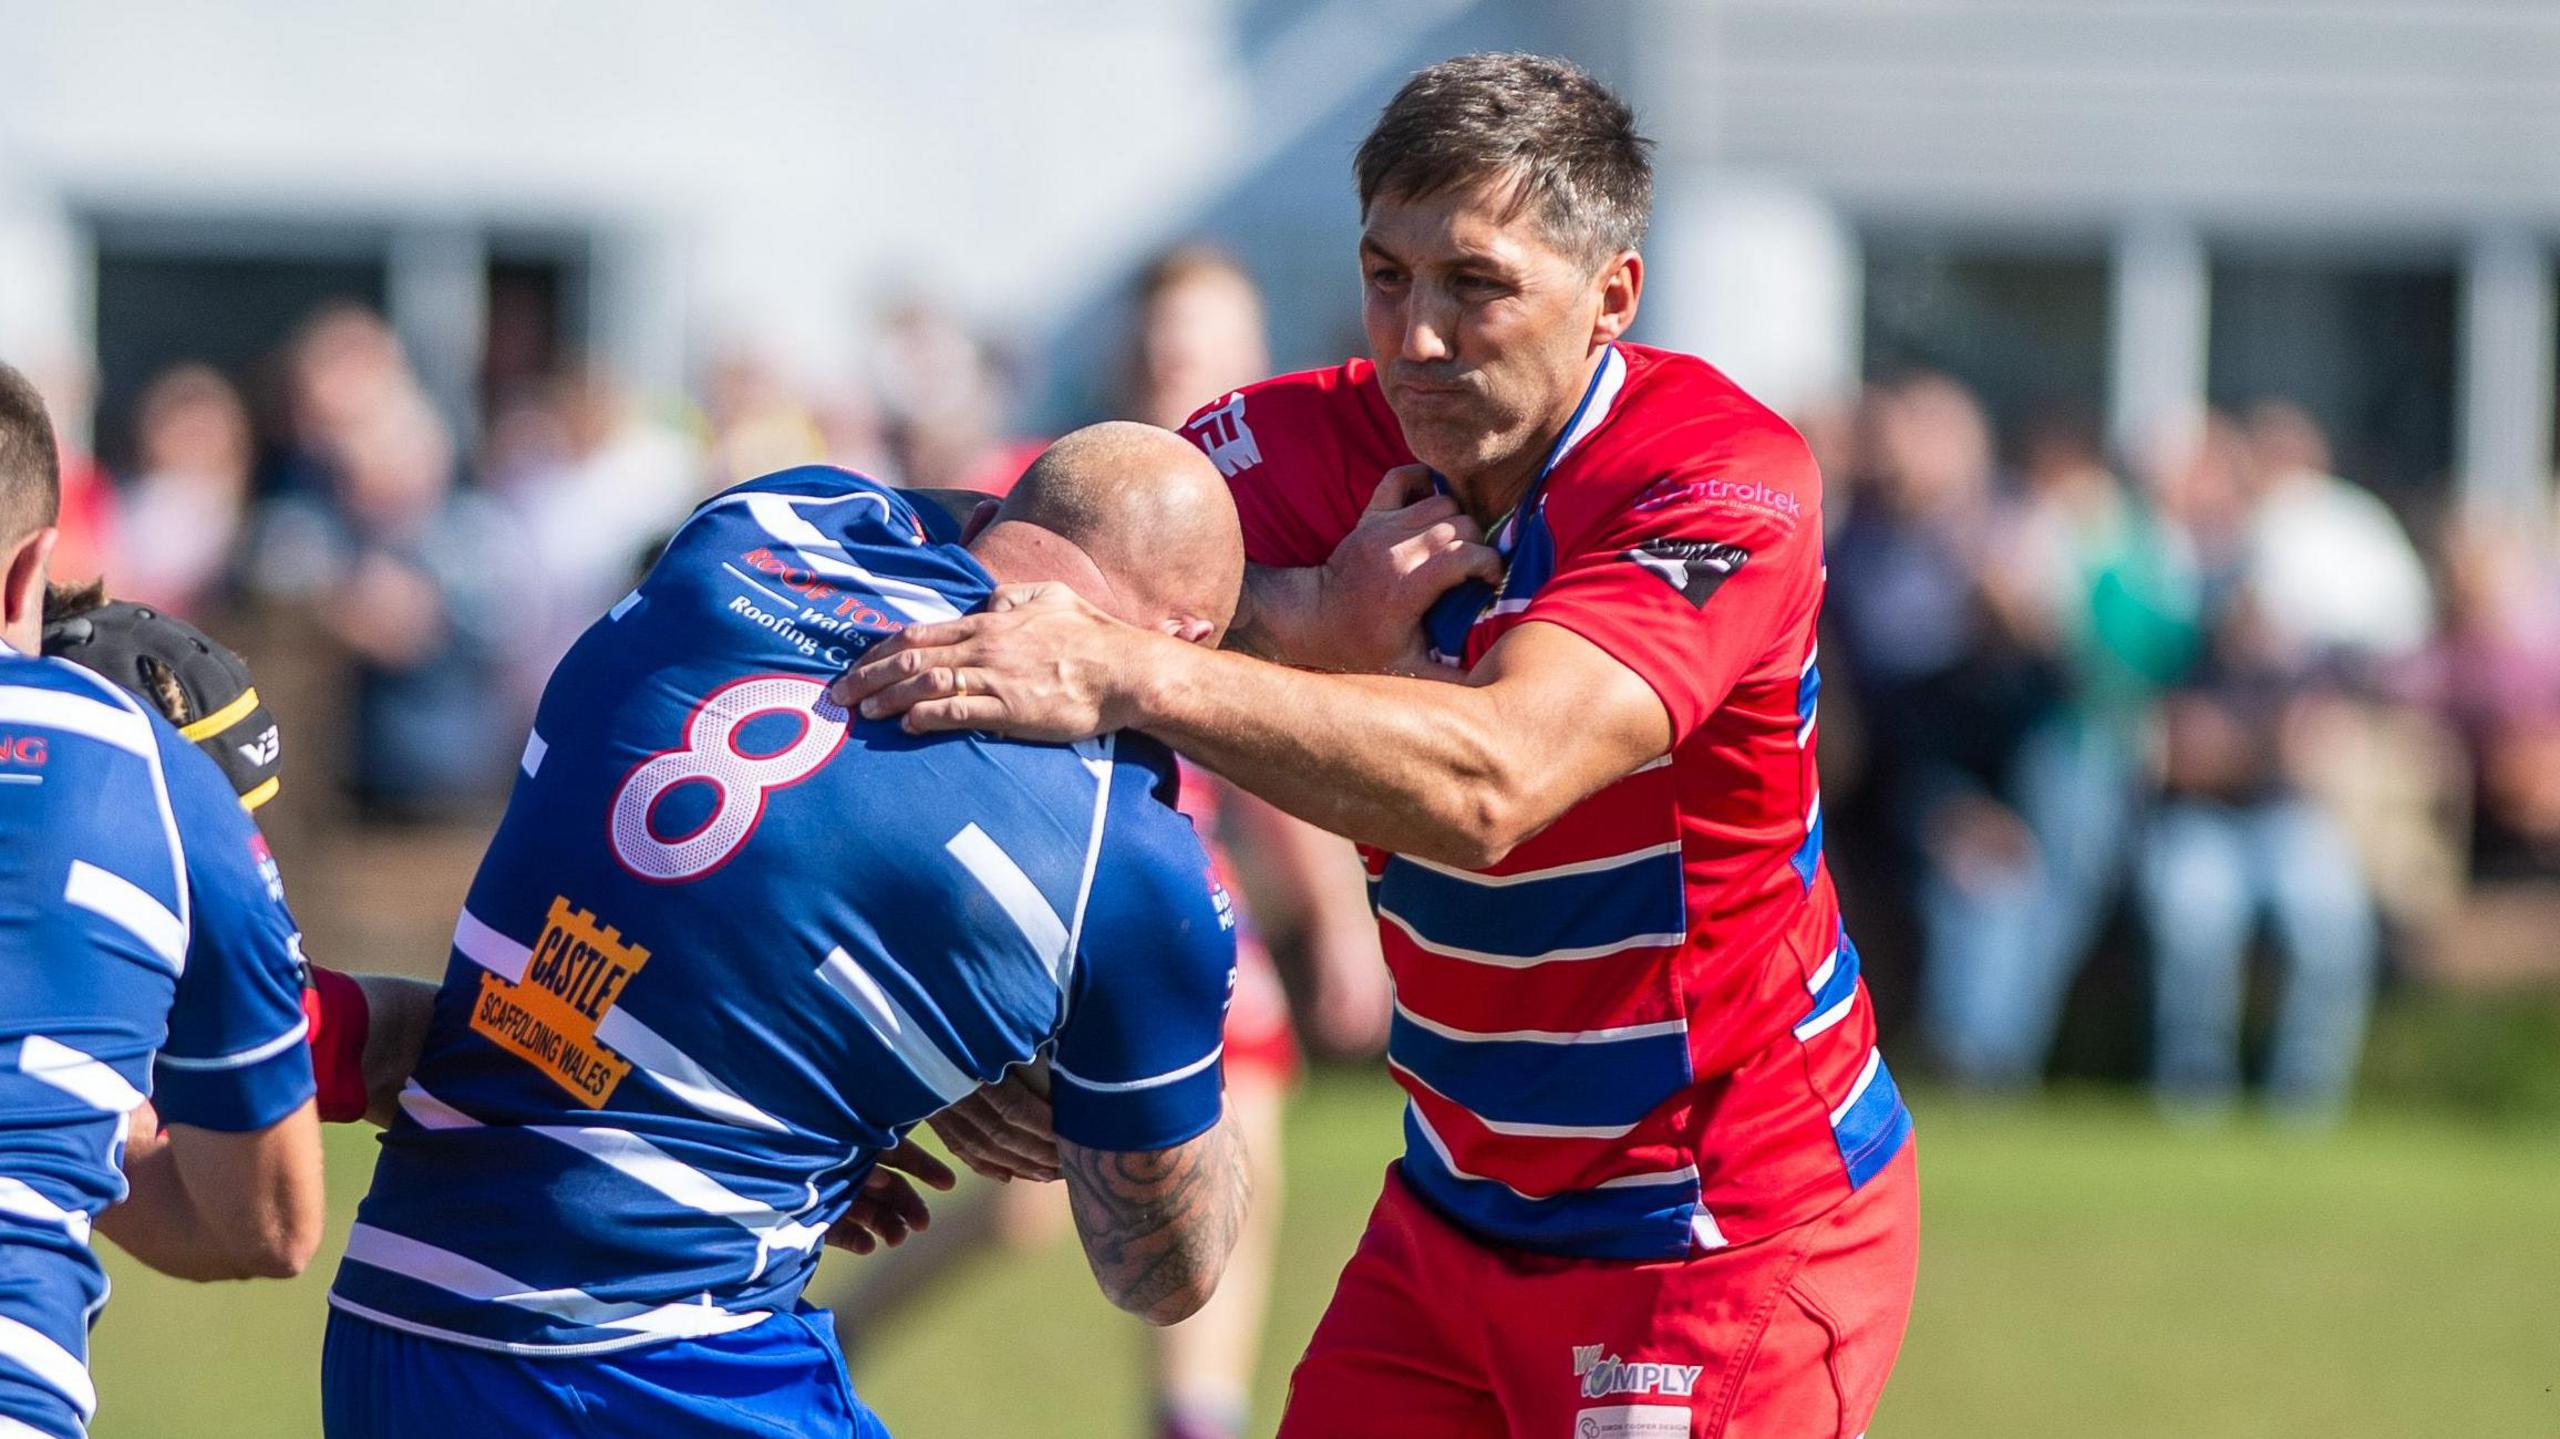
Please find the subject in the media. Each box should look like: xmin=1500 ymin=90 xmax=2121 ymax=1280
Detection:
xmin=90 ymin=217 xmax=594 ymax=478
xmin=1862 ymin=239 xmax=2112 ymax=466
xmin=2207 ymin=257 xmax=2458 ymax=517
xmin=91 ymin=242 xmax=388 ymax=473
xmin=482 ymin=237 xmax=591 ymax=413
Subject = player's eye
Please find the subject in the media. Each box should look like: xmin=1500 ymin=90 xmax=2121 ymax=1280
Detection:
xmin=1366 ymin=265 xmax=1407 ymax=290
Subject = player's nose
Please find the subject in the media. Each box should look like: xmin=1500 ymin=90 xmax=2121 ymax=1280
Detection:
xmin=1401 ymin=299 xmax=1455 ymax=364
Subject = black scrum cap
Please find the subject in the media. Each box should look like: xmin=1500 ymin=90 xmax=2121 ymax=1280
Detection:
xmin=42 ymin=600 xmax=282 ymax=810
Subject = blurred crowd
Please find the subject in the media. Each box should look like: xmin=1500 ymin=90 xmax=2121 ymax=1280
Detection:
xmin=1817 ymin=373 xmax=2560 ymax=1120
xmin=30 ymin=246 xmax=1392 ymax=1057
xmin=28 ymin=260 xmax=2560 ymax=1116
xmin=37 ymin=291 xmax=1062 ymax=818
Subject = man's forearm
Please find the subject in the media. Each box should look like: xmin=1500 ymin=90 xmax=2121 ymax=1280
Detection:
xmin=1130 ymin=635 xmax=1528 ymax=867
xmin=1061 ymin=1109 xmax=1249 ymax=1327
xmin=843 ymin=583 xmax=1660 ymax=862
xmin=354 ymin=974 xmax=437 ymax=1128
xmin=99 ymin=1105 xmax=323 ymax=1281
xmin=97 ymin=1135 xmax=238 ymax=1280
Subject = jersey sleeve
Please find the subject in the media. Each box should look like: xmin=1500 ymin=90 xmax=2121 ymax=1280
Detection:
xmin=1180 ymin=382 xmax=1368 ymax=570
xmin=152 ymin=741 xmax=317 ymax=1132
xmin=1048 ymin=805 xmax=1238 ymax=1153
xmin=1521 ymin=427 xmax=1822 ymax=744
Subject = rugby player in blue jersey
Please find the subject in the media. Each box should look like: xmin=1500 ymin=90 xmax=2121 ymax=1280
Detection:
xmin=0 ymin=362 xmax=326 ymax=1439
xmin=319 ymin=422 xmax=1252 ymax=1438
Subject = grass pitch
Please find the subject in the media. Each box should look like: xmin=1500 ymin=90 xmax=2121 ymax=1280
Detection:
xmin=87 ymin=1070 xmax=2559 ymax=1436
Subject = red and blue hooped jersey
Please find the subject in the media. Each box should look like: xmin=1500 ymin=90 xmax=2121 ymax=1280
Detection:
xmin=332 ymin=469 xmax=1236 ymax=1354
xmin=1187 ymin=345 xmax=1910 ymax=1261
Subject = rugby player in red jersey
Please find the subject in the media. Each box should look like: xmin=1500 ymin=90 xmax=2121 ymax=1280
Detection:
xmin=843 ymin=52 xmax=1918 ymax=1439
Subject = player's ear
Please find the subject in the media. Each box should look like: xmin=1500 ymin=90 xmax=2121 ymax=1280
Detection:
xmin=3 ymin=527 xmax=58 ymax=646
xmin=1591 ymin=250 xmax=1642 ymax=347
xmin=1161 ymin=614 xmax=1217 ymax=648
xmin=959 ymin=499 xmax=1001 ymax=544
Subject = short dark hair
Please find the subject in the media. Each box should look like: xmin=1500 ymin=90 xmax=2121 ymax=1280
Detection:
xmin=1355 ymin=53 xmax=1653 ymax=264
xmin=0 ymin=361 xmax=60 ymax=547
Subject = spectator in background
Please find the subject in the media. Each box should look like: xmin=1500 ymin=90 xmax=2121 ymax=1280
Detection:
xmin=1123 ymin=245 xmax=1388 ymax=1439
xmin=1126 ymin=245 xmax=1392 ymax=1057
xmin=815 ymin=374 xmax=896 ymax=482
xmin=270 ymin=304 xmax=412 ymax=498
xmin=1931 ymin=406 xmax=2197 ymax=1089
xmin=2414 ymin=511 xmax=2560 ymax=877
xmin=483 ymin=365 xmax=699 ymax=717
xmin=113 ymin=363 xmax=256 ymax=618
xmin=700 ymin=345 xmax=825 ymax=493
xmin=251 ymin=307 xmax=512 ymax=818
xmin=1789 ymin=395 xmax=1863 ymax=519
xmin=1127 ymin=248 xmax=1269 ymax=427
xmin=2241 ymin=401 xmax=2464 ymax=938
xmin=872 ymin=300 xmax=1044 ymax=494
xmin=2137 ymin=408 xmax=2401 ymax=1122
xmin=2242 ymin=400 xmax=2434 ymax=660
xmin=1825 ymin=374 xmax=2067 ymax=1089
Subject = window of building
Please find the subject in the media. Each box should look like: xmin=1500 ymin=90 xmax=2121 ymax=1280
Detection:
xmin=1861 ymin=239 xmax=2111 ymax=466
xmin=2206 ymin=256 xmax=2458 ymax=512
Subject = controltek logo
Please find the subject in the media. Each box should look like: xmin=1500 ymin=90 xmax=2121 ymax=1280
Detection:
xmin=1633 ymin=475 xmax=1805 ymax=527
xmin=1573 ymin=1346 xmax=1705 ymax=1401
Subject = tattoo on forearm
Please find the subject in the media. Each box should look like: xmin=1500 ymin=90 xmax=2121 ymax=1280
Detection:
xmin=1060 ymin=1116 xmax=1249 ymax=1321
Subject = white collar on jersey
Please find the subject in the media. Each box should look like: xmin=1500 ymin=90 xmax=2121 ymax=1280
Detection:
xmin=1550 ymin=343 xmax=1630 ymax=471
xmin=1489 ymin=344 xmax=1629 ymax=553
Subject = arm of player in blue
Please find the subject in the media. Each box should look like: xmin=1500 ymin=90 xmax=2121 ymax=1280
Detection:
xmin=150 ymin=737 xmax=317 ymax=1133
xmin=1048 ymin=802 xmax=1238 ymax=1153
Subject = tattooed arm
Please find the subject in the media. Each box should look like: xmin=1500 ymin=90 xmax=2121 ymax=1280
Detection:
xmin=1059 ymin=1110 xmax=1250 ymax=1326
xmin=1046 ymin=785 xmax=1253 ymax=1325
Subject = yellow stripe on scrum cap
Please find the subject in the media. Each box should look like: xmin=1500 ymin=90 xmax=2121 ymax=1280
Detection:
xmin=178 ymin=686 xmax=262 ymax=742
xmin=238 ymin=776 xmax=281 ymax=813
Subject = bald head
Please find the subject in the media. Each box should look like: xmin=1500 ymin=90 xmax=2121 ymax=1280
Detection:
xmin=969 ymin=421 xmax=1243 ymax=645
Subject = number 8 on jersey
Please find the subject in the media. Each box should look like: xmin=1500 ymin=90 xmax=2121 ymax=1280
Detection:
xmin=610 ymin=675 xmax=850 ymax=882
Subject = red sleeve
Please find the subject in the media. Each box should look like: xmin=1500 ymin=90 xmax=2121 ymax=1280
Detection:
xmin=302 ymin=963 xmax=373 ymax=1124
xmin=1523 ymin=427 xmax=1821 ymax=744
xmin=1179 ymin=374 xmax=1378 ymax=569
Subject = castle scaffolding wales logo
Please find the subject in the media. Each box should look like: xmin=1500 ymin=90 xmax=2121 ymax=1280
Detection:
xmin=470 ymin=897 xmax=653 ymax=1106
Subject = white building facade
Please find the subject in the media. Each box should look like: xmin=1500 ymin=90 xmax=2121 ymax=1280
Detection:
xmin=2 ymin=0 xmax=2551 ymax=510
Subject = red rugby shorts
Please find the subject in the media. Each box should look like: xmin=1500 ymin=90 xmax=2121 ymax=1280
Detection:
xmin=1277 ymin=1143 xmax=1919 ymax=1438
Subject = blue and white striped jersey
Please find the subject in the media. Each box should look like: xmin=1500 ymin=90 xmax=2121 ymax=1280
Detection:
xmin=331 ymin=468 xmax=1237 ymax=1355
xmin=0 ymin=643 xmax=315 ymax=1439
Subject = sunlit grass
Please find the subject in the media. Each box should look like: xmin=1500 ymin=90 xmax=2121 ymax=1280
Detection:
xmin=86 ymin=1072 xmax=2560 ymax=1437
